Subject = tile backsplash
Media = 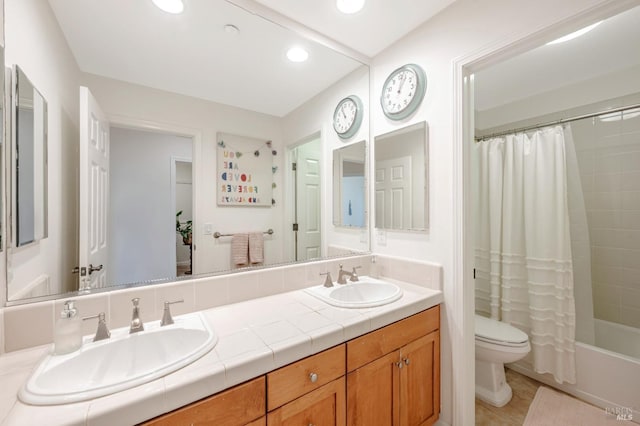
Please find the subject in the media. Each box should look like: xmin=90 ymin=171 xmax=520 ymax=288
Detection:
xmin=0 ymin=254 xmax=442 ymax=353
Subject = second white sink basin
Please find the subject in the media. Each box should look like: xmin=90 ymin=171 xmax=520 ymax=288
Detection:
xmin=305 ymin=276 xmax=403 ymax=308
xmin=19 ymin=312 xmax=217 ymax=406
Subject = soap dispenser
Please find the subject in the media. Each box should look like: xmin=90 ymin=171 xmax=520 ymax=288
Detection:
xmin=54 ymin=300 xmax=82 ymax=355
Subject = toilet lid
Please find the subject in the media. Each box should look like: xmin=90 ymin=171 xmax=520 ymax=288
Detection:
xmin=475 ymin=315 xmax=529 ymax=344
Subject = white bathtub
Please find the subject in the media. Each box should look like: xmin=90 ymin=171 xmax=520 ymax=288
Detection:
xmin=594 ymin=319 xmax=640 ymax=360
xmin=509 ymin=323 xmax=640 ymax=424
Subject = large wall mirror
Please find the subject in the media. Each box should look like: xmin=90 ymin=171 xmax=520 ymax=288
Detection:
xmin=12 ymin=65 xmax=48 ymax=248
xmin=333 ymin=141 xmax=366 ymax=228
xmin=5 ymin=0 xmax=369 ymax=304
xmin=374 ymin=121 xmax=428 ymax=231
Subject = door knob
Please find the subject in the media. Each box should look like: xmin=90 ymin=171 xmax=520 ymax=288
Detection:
xmin=88 ymin=264 xmax=103 ymax=275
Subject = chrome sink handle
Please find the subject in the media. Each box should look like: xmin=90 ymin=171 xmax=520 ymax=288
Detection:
xmin=161 ymin=299 xmax=184 ymax=326
xmin=350 ymin=266 xmax=362 ymax=282
xmin=83 ymin=312 xmax=111 ymax=341
xmin=129 ymin=298 xmax=144 ymax=333
xmin=320 ymin=272 xmax=334 ymax=288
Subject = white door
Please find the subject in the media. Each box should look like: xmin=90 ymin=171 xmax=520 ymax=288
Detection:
xmin=79 ymin=86 xmax=109 ymax=290
xmin=375 ymin=156 xmax=411 ymax=229
xmin=295 ymin=140 xmax=321 ymax=261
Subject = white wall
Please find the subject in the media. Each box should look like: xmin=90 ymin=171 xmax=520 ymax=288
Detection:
xmin=282 ymin=65 xmax=370 ymax=258
xmin=476 ymin=64 xmax=640 ymax=132
xmin=4 ymin=0 xmax=80 ymax=300
xmin=109 ymin=127 xmax=192 ymax=285
xmin=80 ymin=73 xmax=285 ymax=274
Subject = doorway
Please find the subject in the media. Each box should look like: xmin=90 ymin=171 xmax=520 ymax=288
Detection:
xmin=173 ymin=159 xmax=193 ymax=276
xmin=289 ymin=136 xmax=322 ymax=261
xmin=109 ymin=126 xmax=193 ymax=285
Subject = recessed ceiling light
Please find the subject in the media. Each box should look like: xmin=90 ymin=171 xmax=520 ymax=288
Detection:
xmin=152 ymin=0 xmax=184 ymax=14
xmin=287 ymin=47 xmax=309 ymax=63
xmin=546 ymin=21 xmax=602 ymax=45
xmin=337 ymin=0 xmax=365 ymax=14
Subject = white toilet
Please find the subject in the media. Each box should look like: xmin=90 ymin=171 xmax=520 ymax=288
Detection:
xmin=475 ymin=314 xmax=531 ymax=407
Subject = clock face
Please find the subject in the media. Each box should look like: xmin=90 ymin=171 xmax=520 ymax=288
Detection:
xmin=333 ymin=95 xmax=363 ymax=139
xmin=381 ymin=64 xmax=427 ymax=120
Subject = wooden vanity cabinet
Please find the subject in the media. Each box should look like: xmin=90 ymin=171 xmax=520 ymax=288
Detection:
xmin=346 ymin=307 xmax=440 ymax=426
xmin=140 ymin=376 xmax=265 ymax=426
xmin=141 ymin=306 xmax=440 ymax=426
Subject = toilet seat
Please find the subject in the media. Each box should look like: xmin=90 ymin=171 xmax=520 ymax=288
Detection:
xmin=475 ymin=315 xmax=529 ymax=347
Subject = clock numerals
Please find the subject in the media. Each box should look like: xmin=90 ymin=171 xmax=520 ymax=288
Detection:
xmin=380 ymin=64 xmax=426 ymax=120
xmin=334 ymin=95 xmax=363 ymax=139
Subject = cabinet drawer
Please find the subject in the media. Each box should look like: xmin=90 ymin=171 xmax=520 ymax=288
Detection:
xmin=267 ymin=344 xmax=345 ymax=410
xmin=267 ymin=377 xmax=345 ymax=426
xmin=346 ymin=306 xmax=439 ymax=372
xmin=142 ymin=377 xmax=265 ymax=426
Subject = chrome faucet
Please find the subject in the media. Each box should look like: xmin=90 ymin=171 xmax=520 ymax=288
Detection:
xmin=337 ymin=264 xmax=362 ymax=284
xmin=129 ymin=298 xmax=144 ymax=333
xmin=83 ymin=312 xmax=111 ymax=341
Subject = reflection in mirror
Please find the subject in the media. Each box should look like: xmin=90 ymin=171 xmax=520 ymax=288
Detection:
xmin=5 ymin=0 xmax=369 ymax=304
xmin=333 ymin=141 xmax=366 ymax=228
xmin=13 ymin=65 xmax=48 ymax=247
xmin=0 ymin=56 xmax=4 ymax=252
xmin=374 ymin=122 xmax=428 ymax=231
xmin=289 ymin=135 xmax=322 ymax=262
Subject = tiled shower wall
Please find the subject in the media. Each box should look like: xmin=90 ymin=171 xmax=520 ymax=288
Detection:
xmin=572 ymin=107 xmax=640 ymax=329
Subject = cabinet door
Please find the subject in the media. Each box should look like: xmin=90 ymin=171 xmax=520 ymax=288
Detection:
xmin=347 ymin=351 xmax=400 ymax=426
xmin=399 ymin=332 xmax=440 ymax=426
xmin=267 ymin=377 xmax=345 ymax=426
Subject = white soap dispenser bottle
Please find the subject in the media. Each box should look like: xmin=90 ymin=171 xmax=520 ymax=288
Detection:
xmin=54 ymin=300 xmax=82 ymax=355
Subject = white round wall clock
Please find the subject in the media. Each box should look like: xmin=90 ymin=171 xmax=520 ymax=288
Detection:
xmin=333 ymin=95 xmax=363 ymax=139
xmin=380 ymin=63 xmax=427 ymax=120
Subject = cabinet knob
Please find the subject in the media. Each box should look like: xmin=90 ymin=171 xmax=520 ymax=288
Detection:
xmin=309 ymin=372 xmax=318 ymax=383
xmin=404 ymin=358 xmax=410 ymax=366
xmin=309 ymin=423 xmax=315 ymax=426
xmin=396 ymin=361 xmax=403 ymax=369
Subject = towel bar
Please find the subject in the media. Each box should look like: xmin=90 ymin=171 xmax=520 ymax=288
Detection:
xmin=213 ymin=229 xmax=274 ymax=239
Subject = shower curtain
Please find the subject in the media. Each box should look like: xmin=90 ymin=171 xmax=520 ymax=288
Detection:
xmin=474 ymin=125 xmax=576 ymax=384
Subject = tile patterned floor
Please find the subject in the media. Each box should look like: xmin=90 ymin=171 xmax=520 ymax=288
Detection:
xmin=476 ymin=368 xmax=543 ymax=425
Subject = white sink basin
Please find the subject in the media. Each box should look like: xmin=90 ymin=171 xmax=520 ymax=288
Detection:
xmin=305 ymin=276 xmax=403 ymax=308
xmin=19 ymin=312 xmax=217 ymax=405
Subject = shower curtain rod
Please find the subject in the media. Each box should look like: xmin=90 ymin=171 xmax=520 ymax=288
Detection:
xmin=474 ymin=102 xmax=640 ymax=142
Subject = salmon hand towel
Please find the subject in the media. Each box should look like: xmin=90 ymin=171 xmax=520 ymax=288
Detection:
xmin=249 ymin=232 xmax=264 ymax=264
xmin=231 ymin=233 xmax=249 ymax=266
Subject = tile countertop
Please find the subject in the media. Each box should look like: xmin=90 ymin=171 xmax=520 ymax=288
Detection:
xmin=0 ymin=279 xmax=443 ymax=426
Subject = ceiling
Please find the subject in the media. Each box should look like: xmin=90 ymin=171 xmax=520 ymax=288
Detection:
xmin=252 ymin=0 xmax=457 ymax=57
xmin=474 ymin=5 xmax=640 ymax=112
xmin=47 ymin=0 xmax=458 ymax=117
xmin=47 ymin=0 xmax=368 ymax=117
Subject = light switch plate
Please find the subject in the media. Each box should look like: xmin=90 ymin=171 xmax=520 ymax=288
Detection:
xmin=204 ymin=223 xmax=213 ymax=235
xmin=376 ymin=229 xmax=387 ymax=246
